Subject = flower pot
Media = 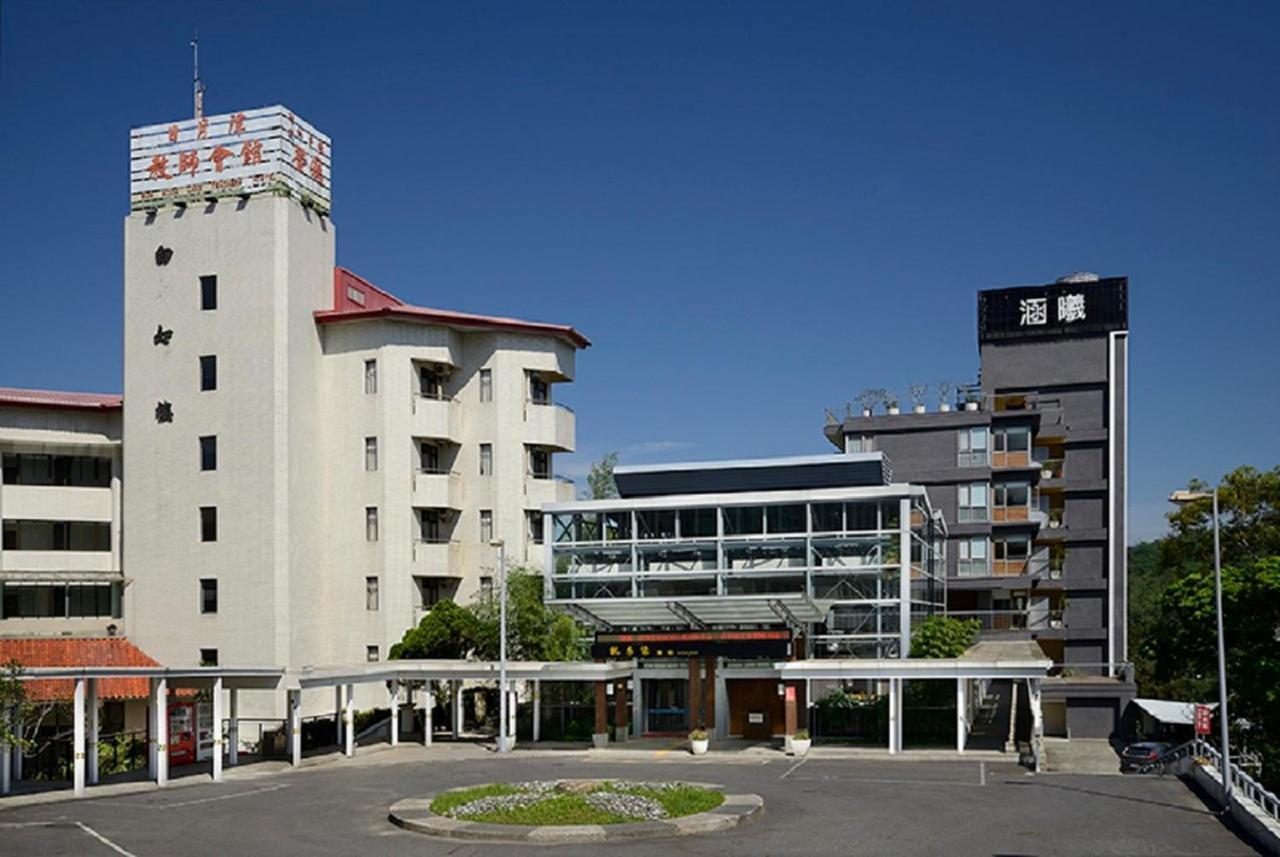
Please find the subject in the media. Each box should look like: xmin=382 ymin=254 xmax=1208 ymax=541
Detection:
xmin=964 ymin=401 xmax=979 ymax=411
xmin=861 ymin=408 xmax=872 ymax=417
xmin=690 ymin=739 xmax=709 ymax=756
xmin=913 ymin=405 xmax=926 ymax=414
xmin=791 ymin=738 xmax=812 ymax=756
xmin=1041 ymin=469 xmax=1053 ymax=479
xmin=887 ymin=406 xmax=900 ymax=415
xmin=939 ymin=403 xmax=951 ymax=412
xmin=592 ymin=733 xmax=609 ymax=749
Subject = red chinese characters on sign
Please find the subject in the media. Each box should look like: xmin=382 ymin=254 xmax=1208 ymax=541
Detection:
xmin=197 ymin=117 xmax=209 ymax=140
xmin=310 ymin=155 xmax=324 ymax=186
xmin=209 ymin=146 xmax=233 ymax=173
xmin=228 ymin=112 xmax=245 ymax=135
xmin=167 ymin=124 xmax=180 ymax=143
xmin=178 ymin=150 xmax=199 ymax=177
xmin=1195 ymin=704 xmax=1212 ymax=736
xmin=241 ymin=139 xmax=263 ymax=165
xmin=147 ymin=155 xmax=171 ymax=180
xmin=293 ymin=146 xmax=308 ymax=172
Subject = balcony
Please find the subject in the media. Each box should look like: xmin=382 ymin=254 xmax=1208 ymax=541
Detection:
xmin=947 ymin=609 xmax=1065 ymax=632
xmin=527 ymin=474 xmax=576 ymax=508
xmin=410 ymin=539 xmax=461 ymax=577
xmin=411 ymin=395 xmax=460 ymax=442
xmin=524 ymin=402 xmax=575 ymax=452
xmin=411 ymin=469 xmax=461 ymax=509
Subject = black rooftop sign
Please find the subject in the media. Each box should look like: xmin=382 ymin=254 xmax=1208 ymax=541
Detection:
xmin=978 ymin=277 xmax=1128 ymax=343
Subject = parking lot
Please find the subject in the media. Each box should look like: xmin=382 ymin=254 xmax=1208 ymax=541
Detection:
xmin=0 ymin=746 xmax=1262 ymax=856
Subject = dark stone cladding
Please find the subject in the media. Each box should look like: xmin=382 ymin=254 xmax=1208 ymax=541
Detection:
xmin=615 ymin=455 xmax=891 ymax=498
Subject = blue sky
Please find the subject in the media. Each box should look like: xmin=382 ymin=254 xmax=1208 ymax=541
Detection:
xmin=2 ymin=1 xmax=1277 ymax=543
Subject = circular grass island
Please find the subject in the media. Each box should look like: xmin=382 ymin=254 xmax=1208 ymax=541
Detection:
xmin=389 ymin=779 xmax=763 ymax=843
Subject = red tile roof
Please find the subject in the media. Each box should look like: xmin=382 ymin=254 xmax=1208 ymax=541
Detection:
xmin=0 ymin=387 xmax=123 ymax=412
xmin=0 ymin=638 xmax=159 ymax=701
xmin=315 ymin=267 xmax=591 ymax=349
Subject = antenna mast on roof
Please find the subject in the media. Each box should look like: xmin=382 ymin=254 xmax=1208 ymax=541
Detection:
xmin=191 ymin=31 xmax=206 ymax=119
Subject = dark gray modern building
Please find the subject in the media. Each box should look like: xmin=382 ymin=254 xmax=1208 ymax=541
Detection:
xmin=824 ymin=274 xmax=1133 ymax=738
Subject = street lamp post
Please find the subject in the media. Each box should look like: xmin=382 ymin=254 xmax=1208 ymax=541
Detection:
xmin=490 ymin=538 xmax=510 ymax=753
xmin=1170 ymin=488 xmax=1231 ymax=811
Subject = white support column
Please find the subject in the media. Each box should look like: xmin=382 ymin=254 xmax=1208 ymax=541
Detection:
xmin=334 ymin=685 xmax=344 ymax=747
xmin=288 ymin=690 xmax=302 ymax=767
xmin=956 ymin=678 xmax=967 ymax=754
xmin=1027 ymin=678 xmax=1043 ymax=773
xmin=887 ymin=678 xmax=898 ymax=754
xmin=73 ymin=677 xmax=86 ymax=796
xmin=389 ymin=683 xmax=399 ymax=747
xmin=2 ymin=706 xmax=13 ymax=795
xmin=531 ymin=681 xmax=541 ymax=743
xmin=422 ymin=687 xmax=434 ymax=747
xmin=344 ymin=684 xmax=355 ymax=758
xmin=147 ymin=679 xmax=158 ymax=778
xmin=508 ymin=689 xmax=518 ymax=749
xmin=152 ymin=677 xmax=169 ymax=786
xmin=451 ymin=681 xmax=462 ymax=739
xmin=211 ymin=677 xmax=224 ymax=782
xmin=228 ymin=688 xmax=239 ymax=767
xmin=87 ymin=678 xmax=99 ymax=785
xmin=633 ymin=675 xmax=644 ymax=735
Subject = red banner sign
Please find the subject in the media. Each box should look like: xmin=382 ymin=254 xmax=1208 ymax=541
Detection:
xmin=1194 ymin=704 xmax=1212 ymax=736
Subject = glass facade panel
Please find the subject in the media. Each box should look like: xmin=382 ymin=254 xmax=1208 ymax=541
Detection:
xmin=722 ymin=506 xmax=764 ymax=535
xmin=678 ymin=508 xmax=717 ymax=539
xmin=765 ymin=504 xmax=806 ymax=534
xmin=637 ymin=509 xmax=677 ymax=540
xmin=811 ymin=503 xmax=843 ymax=533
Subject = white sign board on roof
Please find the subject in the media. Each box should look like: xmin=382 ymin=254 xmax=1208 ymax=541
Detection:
xmin=129 ymin=105 xmax=330 ymax=213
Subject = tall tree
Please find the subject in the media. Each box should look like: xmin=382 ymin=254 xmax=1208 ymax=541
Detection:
xmin=469 ymin=568 xmax=584 ymax=662
xmin=388 ymin=599 xmax=481 ymax=660
xmin=586 ymin=452 xmax=619 ymax=500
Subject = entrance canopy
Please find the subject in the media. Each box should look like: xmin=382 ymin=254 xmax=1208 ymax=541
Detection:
xmin=292 ymin=659 xmax=636 ymax=690
xmin=1131 ymin=697 xmax=1216 ymax=726
xmin=12 ymin=665 xmax=286 ymax=691
xmin=565 ymin=594 xmax=824 ymax=629
xmin=776 ymin=640 xmax=1053 ymax=681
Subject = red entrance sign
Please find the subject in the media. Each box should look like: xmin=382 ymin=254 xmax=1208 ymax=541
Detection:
xmin=784 ymin=686 xmax=796 ymax=702
xmin=1194 ymin=704 xmax=1212 ymax=735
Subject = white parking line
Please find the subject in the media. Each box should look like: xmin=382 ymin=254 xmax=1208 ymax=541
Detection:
xmin=117 ymin=782 xmax=289 ymax=809
xmin=780 ymin=755 xmax=810 ymax=779
xmin=980 ymin=761 xmax=986 ymax=786
xmin=76 ymin=822 xmax=139 ymax=857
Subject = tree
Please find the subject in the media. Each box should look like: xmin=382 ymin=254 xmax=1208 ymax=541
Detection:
xmin=0 ymin=661 xmax=59 ymax=758
xmin=388 ymin=600 xmax=481 ymax=660
xmin=910 ymin=615 xmax=980 ymax=659
xmin=469 ymin=568 xmax=584 ymax=661
xmin=586 ymin=452 xmax=619 ymax=500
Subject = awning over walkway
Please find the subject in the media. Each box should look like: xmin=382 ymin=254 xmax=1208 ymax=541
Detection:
xmin=1131 ymin=697 xmax=1216 ymax=726
xmin=293 ymin=659 xmax=637 ymax=690
xmin=775 ymin=641 xmax=1053 ymax=681
xmin=554 ymin=594 xmax=824 ymax=628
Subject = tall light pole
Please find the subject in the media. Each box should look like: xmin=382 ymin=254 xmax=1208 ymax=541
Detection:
xmin=490 ymin=538 xmax=510 ymax=753
xmin=1170 ymin=488 xmax=1230 ymax=811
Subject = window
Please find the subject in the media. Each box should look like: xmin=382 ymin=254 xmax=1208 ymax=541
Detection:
xmin=199 ymin=648 xmax=219 ymax=666
xmin=418 ymin=509 xmax=442 ymax=542
xmin=528 ymin=447 xmax=549 ymax=478
xmin=199 ymin=355 xmax=217 ymax=391
xmin=419 ymin=364 xmax=442 ymax=399
xmin=364 ymin=359 xmax=377 ymax=394
xmin=765 ymin=504 xmax=806 ymax=534
xmin=200 ymin=275 xmax=217 ymax=311
xmin=846 ymin=434 xmax=874 ymax=454
xmin=479 ymin=368 xmax=493 ymax=402
xmin=199 ymin=436 xmax=217 ymax=471
xmin=993 ymin=426 xmax=1031 ymax=453
xmin=366 ymin=645 xmax=379 ymax=663
xmin=958 ymin=427 xmax=989 ymax=467
xmin=416 ymin=578 xmax=442 ymax=609
xmin=365 ymin=576 xmax=379 ymax=611
xmin=200 ymin=507 xmax=217 ymax=542
xmin=365 ymin=507 xmax=379 ymax=542
xmin=993 ymin=536 xmax=1031 ymax=575
xmin=199 ymin=578 xmax=218 ymax=613
xmin=1 ymin=583 xmax=113 ymax=619
xmin=2 ymin=454 xmax=111 ymax=487
xmin=722 ymin=506 xmax=764 ymax=536
xmin=479 ymin=576 xmax=494 ymax=599
xmin=364 ymin=437 xmax=378 ymax=472
xmin=957 ymin=537 xmax=989 ymax=577
xmin=993 ymin=481 xmax=1031 ymax=520
xmin=479 ymin=444 xmax=493 ymax=476
xmin=480 ymin=509 xmax=494 ymax=543
xmin=678 ymin=508 xmax=718 ymax=539
xmin=527 ymin=511 xmax=545 ymax=544
xmin=528 ymin=372 xmax=549 ymax=405
xmin=2 ymin=520 xmax=111 ymax=551
xmin=957 ymin=483 xmax=988 ymax=522
xmin=419 ymin=441 xmax=440 ymax=473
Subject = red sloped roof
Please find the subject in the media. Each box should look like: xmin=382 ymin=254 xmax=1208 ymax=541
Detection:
xmin=0 ymin=386 xmax=123 ymax=412
xmin=0 ymin=638 xmax=159 ymax=701
xmin=316 ymin=267 xmax=591 ymax=349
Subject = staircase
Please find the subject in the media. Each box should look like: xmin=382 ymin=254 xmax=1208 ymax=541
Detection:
xmin=966 ymin=680 xmax=1013 ymax=752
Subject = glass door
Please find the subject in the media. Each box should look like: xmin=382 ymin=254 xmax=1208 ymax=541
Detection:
xmin=645 ymin=679 xmax=688 ymax=733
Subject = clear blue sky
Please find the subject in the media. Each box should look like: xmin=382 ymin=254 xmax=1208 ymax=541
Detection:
xmin=2 ymin=1 xmax=1277 ymax=543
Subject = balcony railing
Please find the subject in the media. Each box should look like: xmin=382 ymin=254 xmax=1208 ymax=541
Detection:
xmin=958 ymin=548 xmax=1062 ymax=579
xmin=947 ymin=609 xmax=1064 ymax=631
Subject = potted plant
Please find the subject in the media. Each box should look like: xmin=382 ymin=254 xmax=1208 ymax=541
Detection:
xmin=790 ymin=729 xmax=812 ymax=756
xmin=855 ymin=389 xmax=879 ymax=417
xmin=909 ymin=384 xmax=928 ymax=414
xmin=884 ymin=391 xmax=900 ymax=416
xmin=963 ymin=390 xmax=980 ymax=411
xmin=688 ymin=728 xmax=709 ymax=756
xmin=592 ymin=731 xmax=610 ymax=749
xmin=937 ymin=381 xmax=954 ymax=412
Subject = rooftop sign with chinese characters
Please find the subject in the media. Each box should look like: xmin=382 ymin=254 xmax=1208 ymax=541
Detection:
xmin=978 ymin=277 xmax=1128 ymax=343
xmin=129 ymin=106 xmax=330 ymax=214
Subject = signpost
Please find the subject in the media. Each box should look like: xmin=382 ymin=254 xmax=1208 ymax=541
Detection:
xmin=130 ymin=105 xmax=331 ymax=213
xmin=1195 ymin=704 xmax=1213 ymax=736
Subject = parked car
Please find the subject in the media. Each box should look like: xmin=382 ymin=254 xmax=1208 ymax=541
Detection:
xmin=1120 ymin=741 xmax=1173 ymax=772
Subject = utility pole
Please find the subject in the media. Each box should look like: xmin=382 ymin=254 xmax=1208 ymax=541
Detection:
xmin=192 ymin=32 xmax=206 ymax=119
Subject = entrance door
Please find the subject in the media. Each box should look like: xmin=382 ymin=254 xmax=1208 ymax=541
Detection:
xmin=644 ymin=679 xmax=687 ymax=734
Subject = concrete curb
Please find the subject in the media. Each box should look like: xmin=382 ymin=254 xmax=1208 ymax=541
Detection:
xmin=389 ymin=781 xmax=763 ymax=844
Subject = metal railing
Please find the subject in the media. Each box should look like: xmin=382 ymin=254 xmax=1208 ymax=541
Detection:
xmin=1046 ymin=662 xmax=1134 ymax=682
xmin=946 ymin=609 xmax=1064 ymax=631
xmin=1193 ymin=737 xmax=1280 ymax=822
